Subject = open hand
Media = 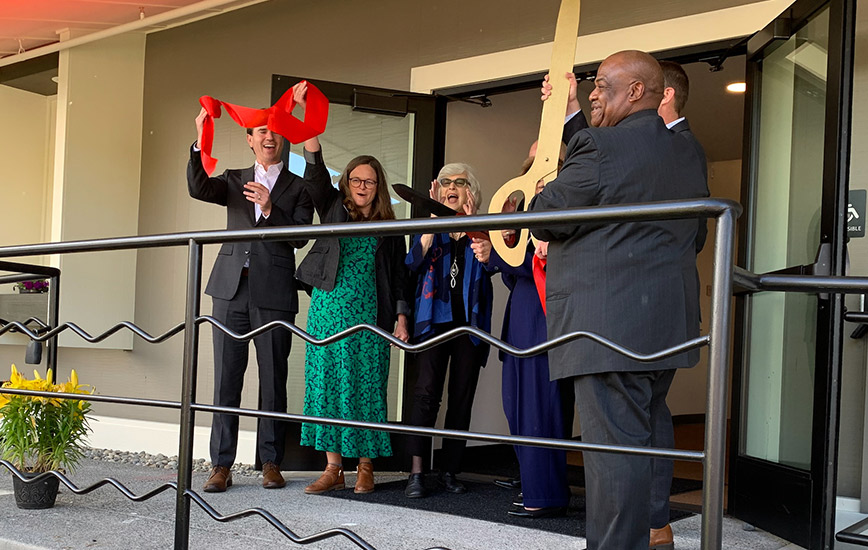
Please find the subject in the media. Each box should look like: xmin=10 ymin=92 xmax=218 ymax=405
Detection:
xmin=463 ymin=190 xmax=476 ymax=215
xmin=429 ymin=179 xmax=441 ymax=202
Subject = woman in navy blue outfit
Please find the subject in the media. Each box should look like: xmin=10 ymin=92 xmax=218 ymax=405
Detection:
xmin=474 ymin=160 xmax=570 ymax=518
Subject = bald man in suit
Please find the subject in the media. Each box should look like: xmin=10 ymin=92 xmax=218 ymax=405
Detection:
xmin=529 ymin=51 xmax=707 ymax=550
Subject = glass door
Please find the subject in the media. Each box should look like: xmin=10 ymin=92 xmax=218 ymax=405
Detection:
xmin=730 ymin=0 xmax=853 ymax=548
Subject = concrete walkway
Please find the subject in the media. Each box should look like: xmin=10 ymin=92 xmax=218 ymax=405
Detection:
xmin=0 ymin=459 xmax=796 ymax=550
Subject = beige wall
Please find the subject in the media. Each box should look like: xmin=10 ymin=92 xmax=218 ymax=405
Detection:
xmin=52 ymin=33 xmax=145 ymax=350
xmin=0 ymin=85 xmax=52 ymax=252
xmin=0 ymin=85 xmax=54 ymax=347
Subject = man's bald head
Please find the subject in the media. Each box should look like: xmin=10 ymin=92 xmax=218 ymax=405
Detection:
xmin=588 ymin=50 xmax=664 ymax=127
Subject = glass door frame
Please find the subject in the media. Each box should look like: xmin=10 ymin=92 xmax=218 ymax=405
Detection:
xmin=728 ymin=0 xmax=855 ymax=547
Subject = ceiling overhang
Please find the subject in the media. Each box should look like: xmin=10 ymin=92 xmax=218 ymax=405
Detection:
xmin=0 ymin=0 xmax=267 ymax=94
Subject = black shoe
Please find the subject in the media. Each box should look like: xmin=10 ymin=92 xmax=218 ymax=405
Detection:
xmin=494 ymin=477 xmax=521 ymax=490
xmin=512 ymin=492 xmax=523 ymax=507
xmin=507 ymin=506 xmax=567 ymax=519
xmin=439 ymin=472 xmax=466 ymax=494
xmin=404 ymin=473 xmax=427 ymax=498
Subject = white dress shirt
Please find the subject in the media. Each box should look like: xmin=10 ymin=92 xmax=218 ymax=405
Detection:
xmin=666 ymin=116 xmax=685 ymax=130
xmin=254 ymin=160 xmax=284 ymax=221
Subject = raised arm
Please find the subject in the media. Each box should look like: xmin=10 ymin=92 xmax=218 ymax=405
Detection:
xmin=187 ymin=107 xmax=229 ymax=205
xmin=293 ymin=81 xmax=342 ymax=216
xmin=541 ymin=72 xmax=589 ymax=145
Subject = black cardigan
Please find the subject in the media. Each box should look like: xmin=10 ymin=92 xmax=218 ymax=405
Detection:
xmin=294 ymin=148 xmax=411 ymax=332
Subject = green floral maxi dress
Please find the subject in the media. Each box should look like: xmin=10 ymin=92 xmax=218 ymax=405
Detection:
xmin=300 ymin=236 xmax=392 ymax=458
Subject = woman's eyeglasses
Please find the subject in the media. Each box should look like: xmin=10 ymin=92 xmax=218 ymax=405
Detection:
xmin=349 ymin=177 xmax=378 ymax=189
xmin=438 ymin=177 xmax=470 ymax=187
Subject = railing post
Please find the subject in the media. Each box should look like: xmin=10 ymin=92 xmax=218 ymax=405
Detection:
xmin=701 ymin=209 xmax=737 ymax=550
xmin=47 ymin=273 xmax=60 ymax=379
xmin=175 ymin=239 xmax=202 ymax=550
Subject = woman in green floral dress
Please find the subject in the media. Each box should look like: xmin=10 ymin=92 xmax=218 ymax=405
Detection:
xmin=293 ymin=82 xmax=411 ymax=495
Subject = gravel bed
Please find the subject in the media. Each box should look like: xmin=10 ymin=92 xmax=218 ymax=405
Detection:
xmin=83 ymin=448 xmax=261 ymax=477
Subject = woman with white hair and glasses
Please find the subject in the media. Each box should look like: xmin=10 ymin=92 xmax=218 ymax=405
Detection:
xmin=403 ymin=163 xmax=494 ymax=499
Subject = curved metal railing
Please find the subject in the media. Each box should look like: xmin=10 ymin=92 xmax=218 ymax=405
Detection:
xmin=0 ymin=199 xmax=741 ymax=550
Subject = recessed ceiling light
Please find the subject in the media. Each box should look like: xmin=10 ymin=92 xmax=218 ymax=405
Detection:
xmin=50 ymin=76 xmax=59 ymax=83
xmin=726 ymin=82 xmax=746 ymax=93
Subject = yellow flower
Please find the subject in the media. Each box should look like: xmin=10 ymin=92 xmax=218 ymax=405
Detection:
xmin=9 ymin=364 xmax=23 ymax=386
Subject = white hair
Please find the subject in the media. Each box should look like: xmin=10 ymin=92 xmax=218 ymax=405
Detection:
xmin=438 ymin=162 xmax=482 ymax=210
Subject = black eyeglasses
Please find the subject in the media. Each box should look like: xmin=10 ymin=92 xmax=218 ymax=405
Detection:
xmin=349 ymin=177 xmax=378 ymax=189
xmin=438 ymin=177 xmax=470 ymax=187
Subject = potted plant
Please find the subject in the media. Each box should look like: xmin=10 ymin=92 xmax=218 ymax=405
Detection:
xmin=0 ymin=365 xmax=94 ymax=509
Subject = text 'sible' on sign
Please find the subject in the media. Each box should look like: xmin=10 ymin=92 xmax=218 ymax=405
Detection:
xmin=848 ymin=189 xmax=866 ymax=238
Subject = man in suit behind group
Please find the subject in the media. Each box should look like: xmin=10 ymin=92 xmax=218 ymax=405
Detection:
xmin=650 ymin=60 xmax=711 ymax=550
xmin=528 ymin=50 xmax=707 ymax=550
xmin=187 ymin=104 xmax=314 ymax=493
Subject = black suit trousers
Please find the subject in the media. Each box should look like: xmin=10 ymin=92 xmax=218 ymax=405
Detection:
xmin=210 ymin=276 xmax=293 ymax=467
xmin=573 ymin=369 xmax=675 ymax=550
xmin=406 ymin=334 xmax=481 ymax=474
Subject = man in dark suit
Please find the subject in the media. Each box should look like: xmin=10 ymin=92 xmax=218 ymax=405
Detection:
xmin=650 ymin=60 xmax=710 ymax=550
xmin=529 ymin=50 xmax=707 ymax=549
xmin=188 ymin=106 xmax=314 ymax=493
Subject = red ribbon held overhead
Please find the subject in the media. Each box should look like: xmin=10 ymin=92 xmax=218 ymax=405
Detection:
xmin=198 ymin=80 xmax=329 ymax=175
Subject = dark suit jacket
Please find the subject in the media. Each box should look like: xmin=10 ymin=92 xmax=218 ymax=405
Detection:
xmin=529 ymin=109 xmax=707 ymax=377
xmin=187 ymin=145 xmax=314 ymax=313
xmin=671 ymin=118 xmax=710 ymax=252
xmin=294 ymin=149 xmax=411 ymax=331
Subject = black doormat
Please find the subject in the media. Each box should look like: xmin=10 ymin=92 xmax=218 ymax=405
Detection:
xmin=318 ymin=473 xmax=696 ymax=537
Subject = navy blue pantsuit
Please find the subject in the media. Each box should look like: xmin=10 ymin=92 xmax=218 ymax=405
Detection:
xmin=487 ymin=249 xmax=570 ymax=508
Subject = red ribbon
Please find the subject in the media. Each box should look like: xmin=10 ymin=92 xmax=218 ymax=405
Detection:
xmin=533 ymin=255 xmax=547 ymax=315
xmin=198 ymin=81 xmax=329 ymax=175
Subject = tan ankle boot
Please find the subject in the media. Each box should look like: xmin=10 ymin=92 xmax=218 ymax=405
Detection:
xmin=650 ymin=524 xmax=674 ymax=550
xmin=304 ymin=463 xmax=345 ymax=494
xmin=354 ymin=461 xmax=375 ymax=494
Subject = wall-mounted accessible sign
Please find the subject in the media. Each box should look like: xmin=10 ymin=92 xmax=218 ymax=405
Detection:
xmin=848 ymin=189 xmax=866 ymax=238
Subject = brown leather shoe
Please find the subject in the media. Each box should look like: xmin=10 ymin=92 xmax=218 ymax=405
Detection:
xmin=262 ymin=461 xmax=286 ymax=489
xmin=650 ymin=524 xmax=674 ymax=550
xmin=203 ymin=465 xmax=232 ymax=493
xmin=354 ymin=461 xmax=375 ymax=494
xmin=304 ymin=463 xmax=345 ymax=494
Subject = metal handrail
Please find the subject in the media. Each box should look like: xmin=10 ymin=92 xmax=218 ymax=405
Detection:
xmin=0 ymin=198 xmax=740 ymax=550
